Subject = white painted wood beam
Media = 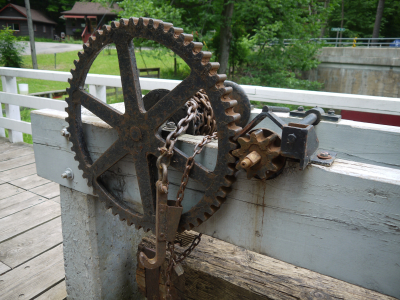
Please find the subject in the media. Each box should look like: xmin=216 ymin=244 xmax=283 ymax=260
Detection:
xmin=1 ymin=67 xmax=399 ymax=116
xmin=30 ymin=107 xmax=400 ymax=297
xmin=0 ymin=92 xmax=67 ymax=111
xmin=1 ymin=76 xmax=23 ymax=143
xmin=88 ymin=85 xmax=106 ymax=103
xmin=0 ymin=117 xmax=31 ymax=134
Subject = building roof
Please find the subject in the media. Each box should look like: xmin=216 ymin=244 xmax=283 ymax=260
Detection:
xmin=0 ymin=4 xmax=57 ymax=25
xmin=61 ymin=2 xmax=122 ymax=16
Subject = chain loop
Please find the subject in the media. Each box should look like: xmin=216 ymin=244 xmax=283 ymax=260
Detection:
xmin=159 ymin=89 xmax=217 ymax=300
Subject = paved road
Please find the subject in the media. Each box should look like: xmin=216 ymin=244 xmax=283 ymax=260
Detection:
xmin=20 ymin=42 xmax=83 ymax=55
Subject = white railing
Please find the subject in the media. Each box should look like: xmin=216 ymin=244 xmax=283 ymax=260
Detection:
xmin=1 ymin=67 xmax=400 ymax=143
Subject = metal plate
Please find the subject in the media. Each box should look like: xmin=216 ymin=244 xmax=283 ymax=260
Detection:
xmin=310 ymin=149 xmax=337 ymax=167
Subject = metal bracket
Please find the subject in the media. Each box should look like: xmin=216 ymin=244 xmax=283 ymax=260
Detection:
xmin=290 ymin=107 xmax=341 ymax=122
xmin=310 ymin=149 xmax=337 ymax=167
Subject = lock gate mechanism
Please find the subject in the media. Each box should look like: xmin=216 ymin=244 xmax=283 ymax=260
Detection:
xmin=233 ymin=106 xmax=333 ymax=179
xmin=65 ymin=14 xmax=338 ymax=300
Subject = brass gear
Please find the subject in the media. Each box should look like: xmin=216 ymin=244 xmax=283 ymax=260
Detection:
xmin=232 ymin=128 xmax=286 ymax=179
xmin=65 ymin=17 xmax=241 ymax=233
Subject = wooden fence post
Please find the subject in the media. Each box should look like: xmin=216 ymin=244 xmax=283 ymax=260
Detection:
xmin=1 ymin=76 xmax=23 ymax=143
xmin=0 ymin=99 xmax=4 ymax=138
xmin=89 ymin=84 xmax=107 ymax=103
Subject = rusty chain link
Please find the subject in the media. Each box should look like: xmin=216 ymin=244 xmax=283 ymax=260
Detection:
xmin=176 ymin=132 xmax=217 ymax=207
xmin=165 ymin=234 xmax=203 ymax=300
xmin=160 ymin=90 xmax=216 ymax=300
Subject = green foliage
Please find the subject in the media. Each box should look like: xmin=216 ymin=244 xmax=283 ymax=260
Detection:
xmin=103 ymin=0 xmax=328 ymax=90
xmin=325 ymin=0 xmax=400 ymax=38
xmin=0 ymin=27 xmax=25 ymax=68
xmin=235 ymin=0 xmax=327 ymax=90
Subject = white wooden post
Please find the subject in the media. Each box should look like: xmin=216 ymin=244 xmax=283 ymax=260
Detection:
xmin=88 ymin=84 xmax=107 ymax=103
xmin=0 ymin=100 xmax=4 ymax=137
xmin=1 ymin=75 xmax=23 ymax=143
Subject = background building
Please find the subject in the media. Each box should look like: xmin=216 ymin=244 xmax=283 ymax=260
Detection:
xmin=0 ymin=3 xmax=56 ymax=39
xmin=61 ymin=2 xmax=121 ymax=42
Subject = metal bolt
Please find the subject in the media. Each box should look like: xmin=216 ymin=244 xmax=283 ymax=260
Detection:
xmin=328 ymin=109 xmax=335 ymax=115
xmin=160 ymin=233 xmax=165 ymax=238
xmin=317 ymin=152 xmax=332 ymax=160
xmin=166 ymin=122 xmax=176 ymax=129
xmin=61 ymin=128 xmax=70 ymax=138
xmin=297 ymin=106 xmax=304 ymax=111
xmin=287 ymin=133 xmax=296 ymax=143
xmin=61 ymin=168 xmax=74 ymax=180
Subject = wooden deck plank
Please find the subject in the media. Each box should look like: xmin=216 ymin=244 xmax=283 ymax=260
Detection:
xmin=0 ymin=154 xmax=35 ymax=172
xmin=0 ymin=217 xmax=62 ymax=268
xmin=0 ymin=244 xmax=65 ymax=300
xmin=50 ymin=196 xmax=60 ymax=203
xmin=0 ymin=163 xmax=37 ymax=182
xmin=34 ymin=280 xmax=67 ymax=300
xmin=0 ymin=141 xmax=26 ymax=152
xmin=9 ymin=174 xmax=51 ymax=190
xmin=0 ymin=183 xmax=25 ymax=200
xmin=30 ymin=182 xmax=60 ymax=199
xmin=0 ymin=201 xmax=61 ymax=243
xmin=0 ymin=147 xmax=34 ymax=162
xmin=0 ymin=191 xmax=46 ymax=219
xmin=0 ymin=261 xmax=11 ymax=275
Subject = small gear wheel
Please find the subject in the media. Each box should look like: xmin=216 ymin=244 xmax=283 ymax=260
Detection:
xmin=232 ymin=128 xmax=286 ymax=179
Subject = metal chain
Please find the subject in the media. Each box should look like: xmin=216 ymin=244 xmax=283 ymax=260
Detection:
xmin=176 ymin=132 xmax=217 ymax=207
xmin=162 ymin=99 xmax=199 ymax=156
xmin=192 ymin=90 xmax=216 ymax=135
xmin=165 ymin=234 xmax=202 ymax=300
xmin=161 ymin=90 xmax=216 ymax=300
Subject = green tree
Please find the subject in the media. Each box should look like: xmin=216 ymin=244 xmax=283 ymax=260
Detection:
xmin=95 ymin=0 xmax=336 ymax=90
xmin=325 ymin=0 xmax=400 ymax=38
xmin=0 ymin=27 xmax=25 ymax=68
xmin=236 ymin=0 xmax=331 ymax=90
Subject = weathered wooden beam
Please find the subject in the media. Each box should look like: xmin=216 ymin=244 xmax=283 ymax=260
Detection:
xmin=30 ymin=108 xmax=400 ymax=298
xmin=138 ymin=233 xmax=396 ymax=300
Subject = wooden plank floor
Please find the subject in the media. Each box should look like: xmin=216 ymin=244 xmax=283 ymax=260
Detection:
xmin=0 ymin=137 xmax=66 ymax=300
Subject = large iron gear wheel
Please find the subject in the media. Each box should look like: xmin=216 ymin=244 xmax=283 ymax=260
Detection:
xmin=65 ymin=17 xmax=241 ymax=233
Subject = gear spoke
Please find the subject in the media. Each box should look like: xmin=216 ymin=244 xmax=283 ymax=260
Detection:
xmin=78 ymin=90 xmax=123 ymax=128
xmin=132 ymin=151 xmax=157 ymax=217
xmin=90 ymin=138 xmax=128 ymax=178
xmin=170 ymin=148 xmax=216 ymax=187
xmin=116 ymin=40 xmax=144 ymax=115
xmin=147 ymin=75 xmax=201 ymax=127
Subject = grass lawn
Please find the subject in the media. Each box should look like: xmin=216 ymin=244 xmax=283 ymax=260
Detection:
xmin=2 ymin=46 xmax=192 ymax=143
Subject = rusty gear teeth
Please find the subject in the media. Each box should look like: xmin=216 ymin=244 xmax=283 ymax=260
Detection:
xmin=65 ymin=16 xmax=242 ymax=233
xmin=233 ymin=128 xmax=286 ymax=180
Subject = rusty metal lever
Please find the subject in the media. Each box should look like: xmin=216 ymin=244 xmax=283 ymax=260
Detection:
xmin=139 ymin=180 xmax=183 ymax=269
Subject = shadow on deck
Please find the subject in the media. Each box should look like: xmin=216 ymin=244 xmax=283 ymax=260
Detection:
xmin=0 ymin=137 xmax=66 ymax=299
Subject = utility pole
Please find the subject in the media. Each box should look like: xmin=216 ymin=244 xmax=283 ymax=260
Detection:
xmin=24 ymin=0 xmax=38 ymax=69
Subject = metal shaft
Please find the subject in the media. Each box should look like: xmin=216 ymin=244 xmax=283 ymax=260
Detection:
xmin=298 ymin=113 xmax=317 ymax=125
